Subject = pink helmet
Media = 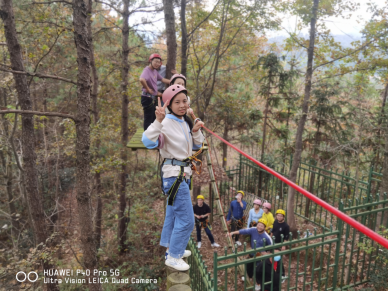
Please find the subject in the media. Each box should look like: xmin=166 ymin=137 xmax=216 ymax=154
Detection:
xmin=162 ymin=84 xmax=188 ymax=105
xmin=253 ymin=199 xmax=262 ymax=206
xmin=170 ymin=74 xmax=186 ymax=86
xmin=263 ymin=202 xmax=271 ymax=209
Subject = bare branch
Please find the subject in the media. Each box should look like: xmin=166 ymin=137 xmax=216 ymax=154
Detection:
xmin=29 ymin=31 xmax=63 ymax=86
xmin=313 ymin=35 xmax=385 ymax=71
xmin=29 ymin=0 xmax=72 ymax=5
xmin=0 ymin=110 xmax=76 ymax=121
xmin=187 ymin=0 xmax=221 ymax=39
xmin=95 ymin=0 xmax=123 ymax=14
xmin=0 ymin=67 xmax=77 ymax=85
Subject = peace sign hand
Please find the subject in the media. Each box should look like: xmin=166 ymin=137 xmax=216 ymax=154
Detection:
xmin=156 ymin=97 xmax=169 ymax=123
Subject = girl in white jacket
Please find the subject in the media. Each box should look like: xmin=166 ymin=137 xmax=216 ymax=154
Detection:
xmin=142 ymin=85 xmax=204 ymax=271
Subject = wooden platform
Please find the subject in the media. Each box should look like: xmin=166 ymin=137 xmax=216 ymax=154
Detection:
xmin=127 ymin=128 xmax=209 ymax=151
xmin=127 ymin=128 xmax=152 ymax=150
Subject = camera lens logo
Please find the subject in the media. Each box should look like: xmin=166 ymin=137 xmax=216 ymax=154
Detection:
xmin=16 ymin=271 xmax=38 ymax=282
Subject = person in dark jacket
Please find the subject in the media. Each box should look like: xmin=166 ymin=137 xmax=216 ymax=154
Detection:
xmin=193 ymin=195 xmax=220 ymax=249
xmin=271 ymin=209 xmax=290 ymax=281
xmin=255 ymin=249 xmax=283 ymax=291
xmin=226 ymin=190 xmax=247 ymax=246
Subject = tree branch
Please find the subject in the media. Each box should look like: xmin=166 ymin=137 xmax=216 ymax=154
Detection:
xmin=187 ymin=0 xmax=221 ymax=39
xmin=95 ymin=0 xmax=122 ymax=14
xmin=29 ymin=31 xmax=62 ymax=86
xmin=0 ymin=110 xmax=76 ymax=121
xmin=29 ymin=0 xmax=72 ymax=5
xmin=313 ymin=35 xmax=385 ymax=71
xmin=0 ymin=67 xmax=77 ymax=85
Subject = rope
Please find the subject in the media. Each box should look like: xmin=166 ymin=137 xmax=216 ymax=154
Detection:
xmin=199 ymin=124 xmax=388 ymax=249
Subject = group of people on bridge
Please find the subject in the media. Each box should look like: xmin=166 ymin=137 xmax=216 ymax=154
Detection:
xmin=140 ymin=53 xmax=290 ymax=290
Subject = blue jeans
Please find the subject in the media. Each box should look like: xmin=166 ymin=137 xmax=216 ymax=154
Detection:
xmin=160 ymin=177 xmax=194 ymax=259
xmin=195 ymin=224 xmax=214 ymax=244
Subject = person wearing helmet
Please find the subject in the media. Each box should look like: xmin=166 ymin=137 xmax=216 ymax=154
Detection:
xmin=271 ymin=209 xmax=289 ymax=244
xmin=157 ymin=64 xmax=177 ymax=95
xmin=247 ymin=199 xmax=264 ymax=228
xmin=141 ymin=85 xmax=205 ymax=271
xmin=139 ymin=53 xmax=171 ymax=130
xmin=261 ymin=202 xmax=275 ymax=234
xmin=271 ymin=209 xmax=289 ymax=283
xmin=226 ymin=191 xmax=247 ymax=246
xmin=227 ymin=217 xmax=272 ymax=288
xmin=193 ymin=195 xmax=220 ymax=249
xmin=169 ymin=74 xmax=194 ymax=117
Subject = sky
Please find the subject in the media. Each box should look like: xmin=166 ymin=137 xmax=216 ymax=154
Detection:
xmin=125 ymin=0 xmax=385 ymax=44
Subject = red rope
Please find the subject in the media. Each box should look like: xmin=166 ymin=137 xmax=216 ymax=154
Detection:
xmin=200 ymin=125 xmax=388 ymax=249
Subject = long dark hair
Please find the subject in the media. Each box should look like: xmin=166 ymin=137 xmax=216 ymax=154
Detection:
xmin=168 ymin=94 xmax=193 ymax=131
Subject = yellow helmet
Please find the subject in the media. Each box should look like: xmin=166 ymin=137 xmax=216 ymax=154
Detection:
xmin=257 ymin=218 xmax=267 ymax=227
xmin=275 ymin=209 xmax=286 ymax=216
xmin=197 ymin=195 xmax=205 ymax=200
xmin=237 ymin=190 xmax=245 ymax=196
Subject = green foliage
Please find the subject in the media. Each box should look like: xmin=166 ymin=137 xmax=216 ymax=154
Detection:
xmin=357 ymin=228 xmax=388 ymax=291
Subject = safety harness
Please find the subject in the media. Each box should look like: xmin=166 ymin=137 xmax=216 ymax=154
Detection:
xmin=231 ymin=215 xmax=246 ymax=228
xmin=161 ymin=144 xmax=205 ymax=206
xmin=250 ymin=221 xmax=258 ymax=228
xmin=195 ymin=218 xmax=212 ymax=230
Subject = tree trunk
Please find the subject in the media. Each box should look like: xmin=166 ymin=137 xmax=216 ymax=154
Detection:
xmin=118 ymin=0 xmax=130 ymax=252
xmin=305 ymin=125 xmax=320 ymax=219
xmin=72 ymin=0 xmax=101 ymax=289
xmin=280 ymin=107 xmax=291 ymax=199
xmin=180 ymin=0 xmax=187 ymax=76
xmin=0 ymin=0 xmax=59 ymax=289
xmin=286 ymin=0 xmax=319 ymax=237
xmin=86 ymin=0 xmax=103 ymax=251
xmin=1 ymin=85 xmax=20 ymax=239
xmin=163 ymin=0 xmax=177 ymax=80
xmin=373 ymin=83 xmax=388 ymax=171
xmin=199 ymin=0 xmax=228 ymax=121
xmin=261 ymin=99 xmax=269 ymax=161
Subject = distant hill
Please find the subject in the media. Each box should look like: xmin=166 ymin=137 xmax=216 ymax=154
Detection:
xmin=267 ymin=34 xmax=362 ymax=48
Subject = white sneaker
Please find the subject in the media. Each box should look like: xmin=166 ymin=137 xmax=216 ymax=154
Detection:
xmin=197 ymin=242 xmax=202 ymax=249
xmin=165 ymin=255 xmax=190 ymax=271
xmin=282 ymin=276 xmax=287 ymax=283
xmin=211 ymin=243 xmax=220 ymax=248
xmin=166 ymin=250 xmax=191 ymax=259
xmin=255 ymin=283 xmax=261 ymax=291
xmin=236 ymin=241 xmax=242 ymax=246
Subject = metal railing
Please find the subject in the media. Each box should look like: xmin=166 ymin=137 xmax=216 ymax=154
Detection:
xmin=189 ymin=154 xmax=388 ymax=291
xmin=187 ymin=237 xmax=213 ymax=291
xmin=212 ymin=227 xmax=341 ymax=291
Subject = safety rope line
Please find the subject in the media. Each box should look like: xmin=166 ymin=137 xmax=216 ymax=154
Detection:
xmin=199 ymin=124 xmax=388 ymax=249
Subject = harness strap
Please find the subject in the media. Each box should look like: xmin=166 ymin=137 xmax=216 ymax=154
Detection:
xmin=167 ymin=166 xmax=185 ymax=206
xmin=164 ymin=158 xmax=191 ymax=167
xmin=196 ymin=218 xmax=211 ymax=230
